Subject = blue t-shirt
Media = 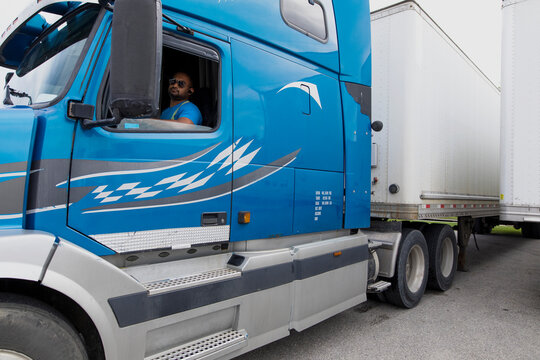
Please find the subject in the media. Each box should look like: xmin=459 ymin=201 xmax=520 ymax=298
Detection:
xmin=160 ymin=100 xmax=203 ymax=125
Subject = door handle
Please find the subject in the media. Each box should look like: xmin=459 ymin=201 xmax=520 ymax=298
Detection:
xmin=201 ymin=212 xmax=227 ymax=226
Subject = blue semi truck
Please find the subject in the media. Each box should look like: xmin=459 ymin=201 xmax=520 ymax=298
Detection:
xmin=0 ymin=1 xmax=458 ymax=359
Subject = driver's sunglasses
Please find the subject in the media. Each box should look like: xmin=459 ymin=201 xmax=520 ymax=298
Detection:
xmin=169 ymin=79 xmax=187 ymax=87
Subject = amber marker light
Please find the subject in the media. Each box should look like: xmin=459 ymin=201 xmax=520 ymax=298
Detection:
xmin=238 ymin=211 xmax=251 ymax=224
xmin=333 ymin=251 xmax=342 ymax=257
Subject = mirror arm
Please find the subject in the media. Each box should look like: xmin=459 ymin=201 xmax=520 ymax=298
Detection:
xmin=162 ymin=13 xmax=193 ymax=35
xmin=81 ymin=108 xmax=123 ymax=130
xmin=3 ymin=87 xmax=13 ymax=106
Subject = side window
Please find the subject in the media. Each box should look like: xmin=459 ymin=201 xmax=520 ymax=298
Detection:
xmin=100 ymin=35 xmax=220 ymax=132
xmin=280 ymin=0 xmax=328 ymax=43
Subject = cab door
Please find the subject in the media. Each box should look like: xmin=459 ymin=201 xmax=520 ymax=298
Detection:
xmin=67 ymin=24 xmax=233 ymax=254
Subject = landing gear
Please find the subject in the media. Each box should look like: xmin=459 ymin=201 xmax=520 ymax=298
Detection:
xmin=457 ymin=216 xmax=474 ymax=272
xmin=384 ymin=229 xmax=429 ymax=308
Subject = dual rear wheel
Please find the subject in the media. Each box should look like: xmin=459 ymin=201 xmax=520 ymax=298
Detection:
xmin=383 ymin=224 xmax=458 ymax=308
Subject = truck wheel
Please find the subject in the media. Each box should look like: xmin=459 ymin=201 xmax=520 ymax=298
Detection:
xmin=423 ymin=224 xmax=458 ymax=291
xmin=521 ymin=222 xmax=540 ymax=239
xmin=385 ymin=229 xmax=429 ymax=308
xmin=0 ymin=293 xmax=88 ymax=360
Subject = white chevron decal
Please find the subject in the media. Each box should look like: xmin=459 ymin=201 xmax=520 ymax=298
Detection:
xmin=277 ymin=81 xmax=322 ymax=109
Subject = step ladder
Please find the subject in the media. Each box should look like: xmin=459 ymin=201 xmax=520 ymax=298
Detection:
xmin=367 ymin=280 xmax=391 ymax=293
xmin=143 ymin=268 xmax=241 ymax=295
xmin=145 ymin=329 xmax=248 ymax=360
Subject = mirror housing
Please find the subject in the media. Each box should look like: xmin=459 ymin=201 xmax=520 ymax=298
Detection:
xmin=109 ymin=0 xmax=162 ymax=119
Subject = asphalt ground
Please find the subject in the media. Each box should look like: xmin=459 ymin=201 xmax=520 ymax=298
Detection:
xmin=236 ymin=233 xmax=540 ymax=359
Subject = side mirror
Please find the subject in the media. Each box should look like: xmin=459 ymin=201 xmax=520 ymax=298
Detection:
xmin=109 ymin=0 xmax=162 ymax=119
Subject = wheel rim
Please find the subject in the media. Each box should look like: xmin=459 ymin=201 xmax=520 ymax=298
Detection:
xmin=440 ymin=237 xmax=454 ymax=277
xmin=0 ymin=350 xmax=33 ymax=360
xmin=405 ymin=244 xmax=425 ymax=293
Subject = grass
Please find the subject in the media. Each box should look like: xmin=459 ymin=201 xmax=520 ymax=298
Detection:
xmin=490 ymin=225 xmax=521 ymax=236
xmin=393 ymin=219 xmax=522 ymax=236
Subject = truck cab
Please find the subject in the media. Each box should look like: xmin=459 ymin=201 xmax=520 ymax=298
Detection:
xmin=0 ymin=1 xmax=404 ymax=359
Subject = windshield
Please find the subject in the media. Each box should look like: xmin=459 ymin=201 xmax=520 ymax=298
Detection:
xmin=6 ymin=4 xmax=100 ymax=105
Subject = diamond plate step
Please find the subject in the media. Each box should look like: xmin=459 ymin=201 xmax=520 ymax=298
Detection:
xmin=144 ymin=268 xmax=241 ymax=295
xmin=367 ymin=280 xmax=391 ymax=293
xmin=145 ymin=329 xmax=248 ymax=360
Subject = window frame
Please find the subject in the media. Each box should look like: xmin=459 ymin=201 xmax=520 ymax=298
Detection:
xmin=280 ymin=0 xmax=329 ymax=44
xmin=98 ymin=32 xmax=223 ymax=134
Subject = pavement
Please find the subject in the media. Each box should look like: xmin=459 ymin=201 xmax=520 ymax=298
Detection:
xmin=236 ymin=233 xmax=540 ymax=360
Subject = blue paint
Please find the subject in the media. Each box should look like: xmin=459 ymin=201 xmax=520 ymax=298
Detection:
xmin=293 ymin=169 xmax=344 ymax=234
xmin=0 ymin=106 xmax=36 ymax=229
xmin=162 ymin=0 xmax=340 ymax=72
xmin=332 ymin=0 xmax=372 ymax=86
xmin=231 ymin=39 xmax=343 ymax=173
xmin=231 ymin=165 xmax=295 ymax=242
xmin=341 ymin=82 xmax=372 ymax=229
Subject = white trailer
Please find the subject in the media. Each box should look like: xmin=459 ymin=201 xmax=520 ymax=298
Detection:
xmin=499 ymin=0 xmax=540 ymax=238
xmin=370 ymin=1 xmax=501 ymax=220
xmin=368 ymin=2 xmax=501 ymax=271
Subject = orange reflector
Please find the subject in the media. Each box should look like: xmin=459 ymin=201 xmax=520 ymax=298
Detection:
xmin=333 ymin=251 xmax=342 ymax=257
xmin=238 ymin=211 xmax=251 ymax=224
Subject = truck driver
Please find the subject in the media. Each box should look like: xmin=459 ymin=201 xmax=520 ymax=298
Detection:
xmin=160 ymin=72 xmax=203 ymax=125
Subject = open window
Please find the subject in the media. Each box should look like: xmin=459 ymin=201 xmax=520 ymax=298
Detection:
xmin=99 ymin=34 xmax=220 ymax=132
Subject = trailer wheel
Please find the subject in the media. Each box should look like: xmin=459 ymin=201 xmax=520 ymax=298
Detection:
xmin=424 ymin=224 xmax=458 ymax=291
xmin=521 ymin=222 xmax=540 ymax=239
xmin=0 ymin=293 xmax=88 ymax=360
xmin=385 ymin=229 xmax=429 ymax=308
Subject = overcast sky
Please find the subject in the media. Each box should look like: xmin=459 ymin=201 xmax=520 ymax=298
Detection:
xmin=0 ymin=0 xmax=502 ymax=86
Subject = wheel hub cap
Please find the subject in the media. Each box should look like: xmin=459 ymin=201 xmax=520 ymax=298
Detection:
xmin=0 ymin=350 xmax=33 ymax=360
xmin=406 ymin=244 xmax=425 ymax=293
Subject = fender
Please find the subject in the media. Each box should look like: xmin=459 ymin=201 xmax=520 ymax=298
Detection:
xmin=0 ymin=229 xmax=56 ymax=281
xmin=40 ymin=239 xmax=146 ymax=360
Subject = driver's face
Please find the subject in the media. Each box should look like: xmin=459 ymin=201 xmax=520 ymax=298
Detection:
xmin=168 ymin=73 xmax=192 ymax=101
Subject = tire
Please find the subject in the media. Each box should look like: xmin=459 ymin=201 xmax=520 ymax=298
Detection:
xmin=423 ymin=224 xmax=458 ymax=291
xmin=521 ymin=222 xmax=540 ymax=239
xmin=385 ymin=229 xmax=429 ymax=309
xmin=0 ymin=293 xmax=88 ymax=360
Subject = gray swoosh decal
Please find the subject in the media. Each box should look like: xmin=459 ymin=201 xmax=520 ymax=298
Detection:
xmin=81 ymin=150 xmax=300 ymax=214
xmin=0 ymin=161 xmax=27 ymax=174
xmin=27 ymin=159 xmax=70 ymax=211
xmin=233 ymin=150 xmax=300 ymax=191
xmin=0 ymin=176 xmax=26 ymax=214
xmin=68 ymin=143 xmax=220 ymax=184
xmin=23 ymin=144 xmax=220 ymax=213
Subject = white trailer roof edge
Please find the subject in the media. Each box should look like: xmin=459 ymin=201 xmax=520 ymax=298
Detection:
xmin=371 ymin=0 xmax=500 ymax=92
xmin=502 ymin=0 xmax=536 ymax=9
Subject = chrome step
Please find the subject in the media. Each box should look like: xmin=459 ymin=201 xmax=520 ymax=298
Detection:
xmin=144 ymin=268 xmax=241 ymax=295
xmin=367 ymin=280 xmax=391 ymax=293
xmin=145 ymin=329 xmax=248 ymax=360
xmin=368 ymin=240 xmax=384 ymax=250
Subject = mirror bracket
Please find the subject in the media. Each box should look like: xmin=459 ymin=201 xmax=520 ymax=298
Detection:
xmin=81 ymin=108 xmax=123 ymax=130
xmin=98 ymin=0 xmax=114 ymax=11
